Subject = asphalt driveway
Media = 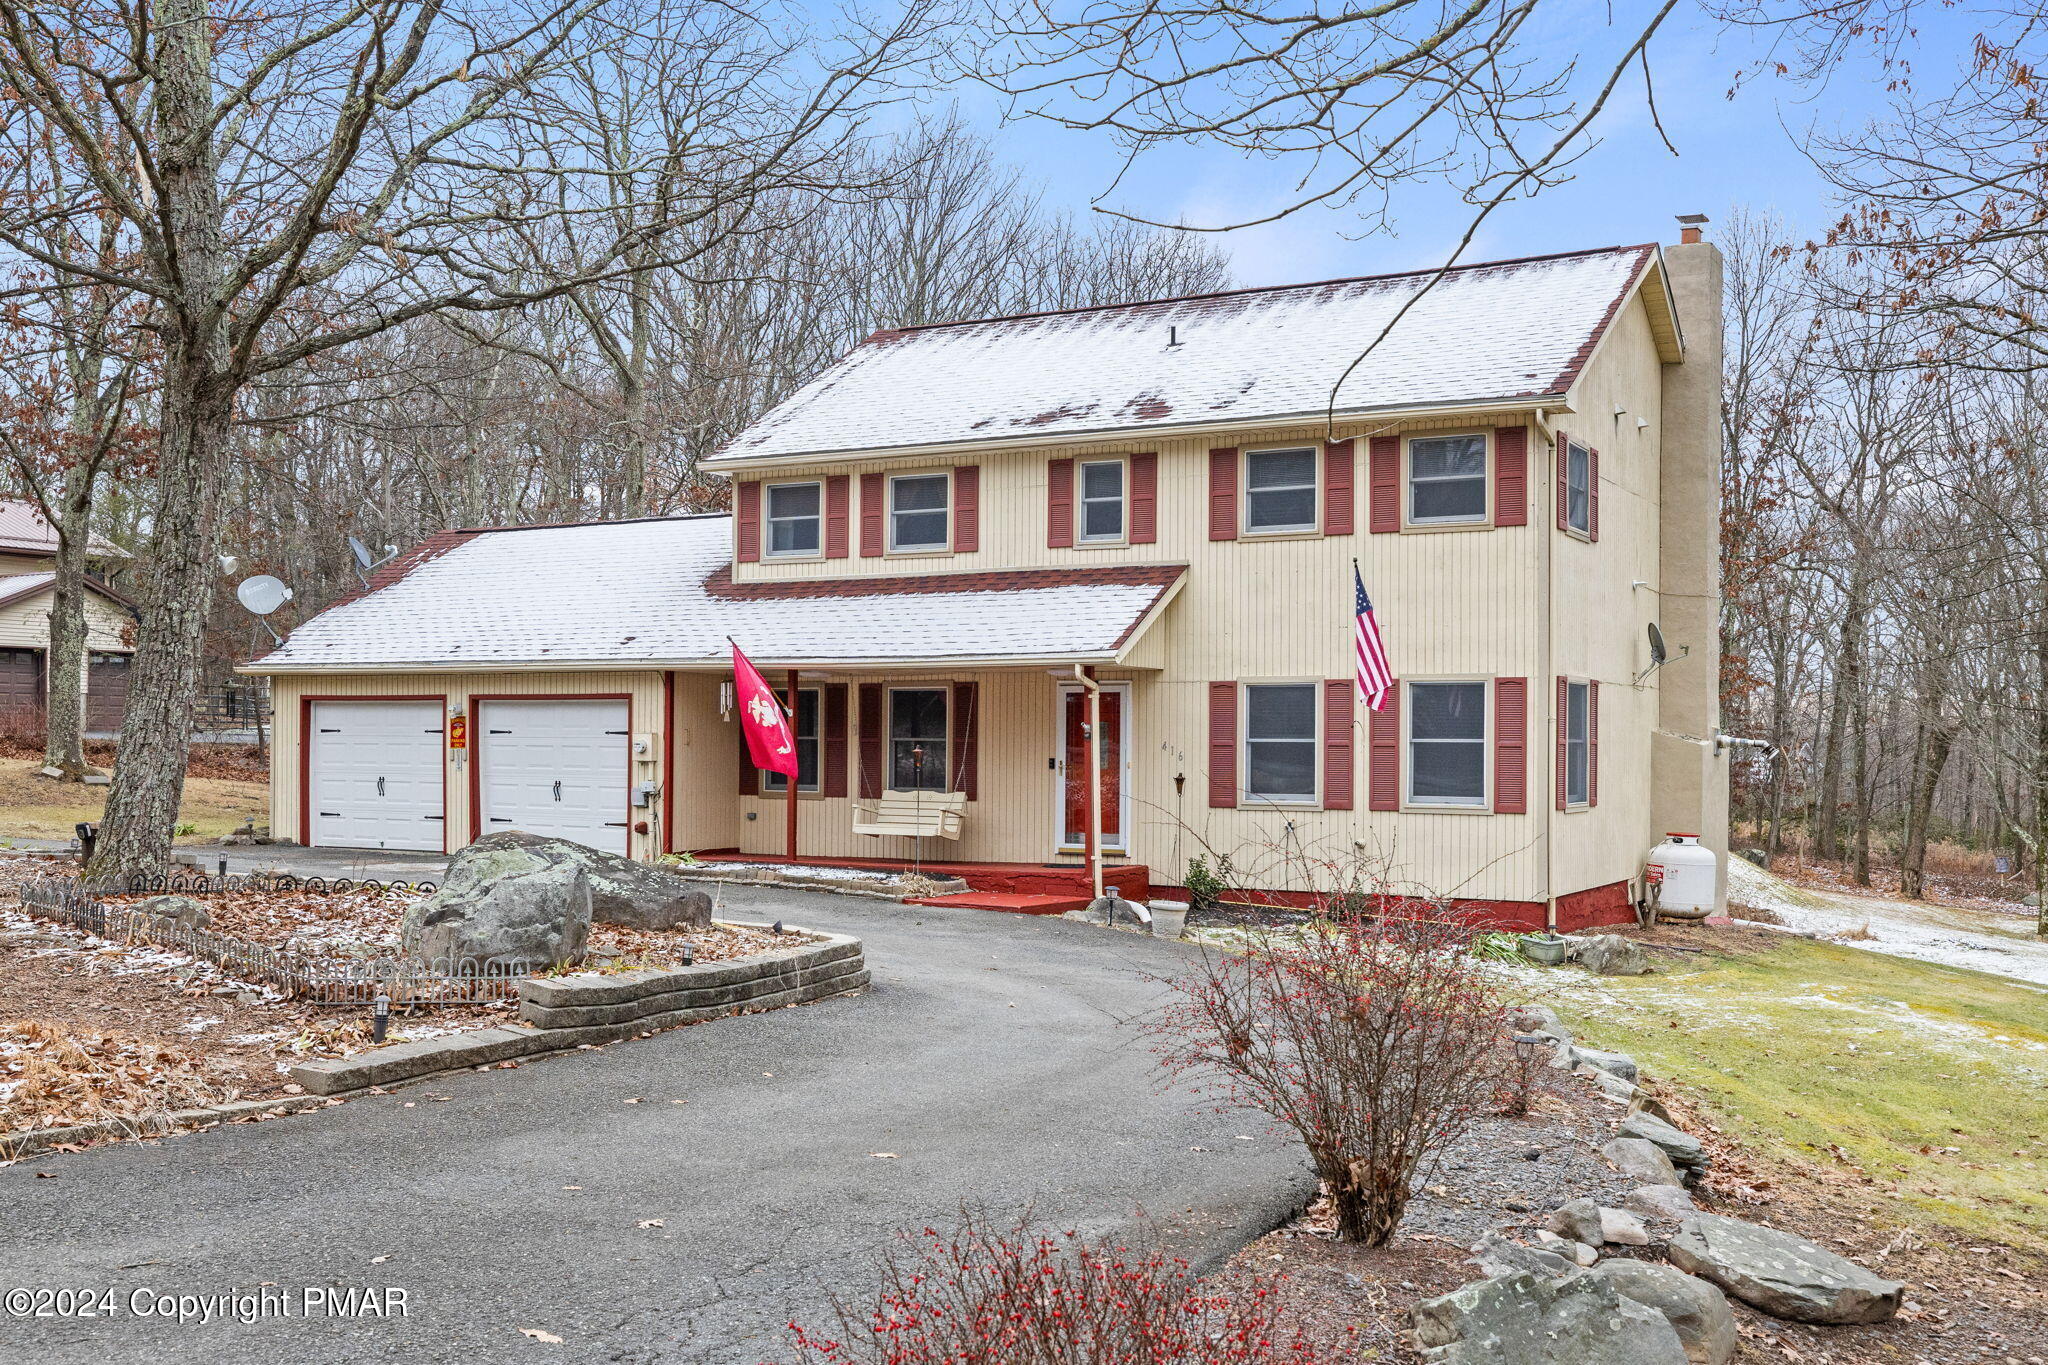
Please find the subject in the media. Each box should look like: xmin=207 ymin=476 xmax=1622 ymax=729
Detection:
xmin=0 ymin=884 xmax=1313 ymax=1365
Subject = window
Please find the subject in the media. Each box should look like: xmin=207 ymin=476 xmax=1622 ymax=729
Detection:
xmin=1408 ymin=434 xmax=1488 ymax=525
xmin=1564 ymin=681 xmax=1590 ymax=805
xmin=889 ymin=687 xmax=948 ymax=790
xmin=765 ymin=481 xmax=822 ymax=557
xmin=1243 ymin=683 xmax=1317 ymax=803
xmin=1407 ymin=681 xmax=1487 ymax=807
xmin=1244 ymin=448 xmax=1318 ymax=533
xmin=1079 ymin=459 xmax=1125 ymax=542
xmin=761 ymin=688 xmax=820 ymax=793
xmin=889 ymin=473 xmax=950 ymax=552
xmin=1563 ymin=441 xmax=1592 ymax=535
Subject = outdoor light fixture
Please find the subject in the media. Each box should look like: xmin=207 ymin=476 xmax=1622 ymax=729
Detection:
xmin=772 ymin=921 xmax=785 ymax=935
xmin=373 ymin=993 xmax=391 ymax=1045
xmin=681 ymin=942 xmax=695 ymax=966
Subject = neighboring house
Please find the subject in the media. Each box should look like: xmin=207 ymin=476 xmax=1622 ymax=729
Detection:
xmin=0 ymin=499 xmax=135 ymax=731
xmin=244 ymin=229 xmax=1730 ymax=927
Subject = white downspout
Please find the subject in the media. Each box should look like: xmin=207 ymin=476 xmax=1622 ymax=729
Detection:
xmin=1072 ymin=664 xmax=1105 ymax=903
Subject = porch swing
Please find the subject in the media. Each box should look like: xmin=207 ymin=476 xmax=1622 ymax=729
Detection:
xmin=849 ymin=689 xmax=973 ymax=842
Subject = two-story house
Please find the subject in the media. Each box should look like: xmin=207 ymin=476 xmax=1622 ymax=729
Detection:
xmin=0 ymin=498 xmax=135 ymax=731
xmin=245 ymin=229 xmax=1729 ymax=926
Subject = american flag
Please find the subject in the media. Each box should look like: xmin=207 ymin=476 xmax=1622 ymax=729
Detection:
xmin=1354 ymin=563 xmax=1394 ymax=712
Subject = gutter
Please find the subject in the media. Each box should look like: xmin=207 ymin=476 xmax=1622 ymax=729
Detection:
xmin=238 ymin=650 xmax=1153 ymax=677
xmin=701 ymin=393 xmax=1576 ymax=475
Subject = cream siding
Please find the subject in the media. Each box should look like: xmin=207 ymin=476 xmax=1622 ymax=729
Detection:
xmin=0 ymin=552 xmax=50 ymax=577
xmin=0 ymin=588 xmax=130 ymax=652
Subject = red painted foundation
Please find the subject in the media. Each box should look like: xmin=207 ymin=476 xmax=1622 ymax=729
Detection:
xmin=1144 ymin=879 xmax=1639 ymax=933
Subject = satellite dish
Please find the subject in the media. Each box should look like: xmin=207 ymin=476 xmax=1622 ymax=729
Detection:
xmin=235 ymin=575 xmax=293 ymax=616
xmin=348 ymin=535 xmax=374 ymax=570
xmin=1647 ymin=622 xmax=1668 ymax=666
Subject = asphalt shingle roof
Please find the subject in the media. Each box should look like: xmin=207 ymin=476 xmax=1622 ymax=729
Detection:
xmin=711 ymin=245 xmax=1657 ymax=463
xmin=247 ymin=517 xmax=1183 ymax=672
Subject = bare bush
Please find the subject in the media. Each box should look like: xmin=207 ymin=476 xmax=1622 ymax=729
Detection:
xmin=784 ymin=1209 xmax=1321 ymax=1363
xmin=1149 ymin=896 xmax=1505 ymax=1246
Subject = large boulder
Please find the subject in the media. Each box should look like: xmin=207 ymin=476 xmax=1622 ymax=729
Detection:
xmin=1544 ymin=1197 xmax=1605 ymax=1246
xmin=1468 ymin=1232 xmax=1576 ymax=1281
xmin=1570 ymin=934 xmax=1652 ymax=976
xmin=1623 ymin=1184 xmax=1697 ymax=1223
xmin=1411 ymin=1270 xmax=1688 ymax=1364
xmin=1667 ymin=1213 xmax=1904 ymax=1325
xmin=453 ymin=831 xmax=711 ymax=931
xmin=132 ymin=894 xmax=210 ymax=932
xmin=1621 ymin=1112 xmax=1709 ymax=1172
xmin=402 ymin=837 xmax=593 ymax=972
xmin=1602 ymin=1137 xmax=1683 ymax=1186
xmin=1590 ymin=1261 xmax=1738 ymax=1365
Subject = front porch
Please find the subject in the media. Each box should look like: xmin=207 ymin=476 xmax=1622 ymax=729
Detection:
xmin=691 ymin=852 xmax=1152 ymax=914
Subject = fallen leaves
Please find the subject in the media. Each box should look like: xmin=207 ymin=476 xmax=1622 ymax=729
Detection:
xmin=636 ymin=1219 xmax=665 ymax=1229
xmin=1 ymin=1018 xmax=238 ymax=1132
xmin=517 ymin=1327 xmax=564 ymax=1343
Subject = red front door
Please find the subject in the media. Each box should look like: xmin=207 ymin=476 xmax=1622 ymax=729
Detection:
xmin=1061 ymin=687 xmax=1123 ymax=850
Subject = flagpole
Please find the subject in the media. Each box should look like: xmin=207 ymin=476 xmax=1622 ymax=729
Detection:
xmin=785 ymin=669 xmax=800 ymax=862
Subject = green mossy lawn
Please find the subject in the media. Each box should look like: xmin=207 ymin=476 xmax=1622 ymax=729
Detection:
xmin=1545 ymin=932 xmax=2048 ymax=1251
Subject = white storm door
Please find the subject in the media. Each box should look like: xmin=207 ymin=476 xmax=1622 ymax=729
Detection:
xmin=308 ymin=701 xmax=446 ymax=851
xmin=478 ymin=699 xmax=631 ymax=855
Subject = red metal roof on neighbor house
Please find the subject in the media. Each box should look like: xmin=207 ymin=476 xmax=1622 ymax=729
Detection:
xmin=0 ymin=499 xmax=128 ymax=558
xmin=710 ymin=244 xmax=1662 ymax=463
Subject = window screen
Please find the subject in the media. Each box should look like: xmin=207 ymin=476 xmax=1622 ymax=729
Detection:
xmin=1244 ymin=449 xmax=1318 ymax=532
xmin=1409 ymin=435 xmax=1488 ymax=524
xmin=1408 ymin=680 xmax=1487 ymax=805
xmin=1244 ymin=683 xmax=1317 ymax=802
xmin=889 ymin=688 xmax=949 ymax=790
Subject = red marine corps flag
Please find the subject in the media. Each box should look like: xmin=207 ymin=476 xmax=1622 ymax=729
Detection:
xmin=731 ymin=640 xmax=798 ymax=778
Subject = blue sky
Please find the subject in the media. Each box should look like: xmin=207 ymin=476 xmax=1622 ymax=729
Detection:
xmin=935 ymin=1 xmax=1990 ymax=285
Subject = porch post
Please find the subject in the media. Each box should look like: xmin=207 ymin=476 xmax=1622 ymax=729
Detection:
xmin=1085 ymin=666 xmax=1104 ymax=903
xmin=786 ymin=669 xmax=800 ymax=861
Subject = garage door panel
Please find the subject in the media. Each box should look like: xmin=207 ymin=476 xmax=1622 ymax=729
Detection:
xmin=478 ymin=699 xmax=629 ymax=855
xmin=308 ymin=701 xmax=446 ymax=852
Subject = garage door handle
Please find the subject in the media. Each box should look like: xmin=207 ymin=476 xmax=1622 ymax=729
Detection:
xmin=489 ymin=817 xmax=513 ymax=823
xmin=377 ymin=777 xmax=386 ymax=796
xmin=318 ymin=728 xmax=341 ymax=734
xmin=552 ymin=780 xmax=562 ymax=802
xmin=489 ymin=729 xmax=513 ymax=735
xmin=604 ymin=821 xmax=628 ymax=827
xmin=605 ymin=730 xmax=628 ymax=736
xmin=424 ymin=815 xmax=443 ymax=821
xmin=319 ymin=811 xmax=341 ymax=817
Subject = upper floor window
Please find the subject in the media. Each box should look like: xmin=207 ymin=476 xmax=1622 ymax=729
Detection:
xmin=1408 ymin=435 xmax=1488 ymax=525
xmin=1244 ymin=447 xmax=1317 ymax=533
xmin=761 ymin=688 xmax=820 ymax=792
xmin=1079 ymin=459 xmax=1125 ymax=542
xmin=889 ymin=686 xmax=949 ymax=790
xmin=765 ymin=481 xmax=822 ymax=557
xmin=889 ymin=473 xmax=950 ymax=552
xmin=1407 ymin=680 xmax=1487 ymax=807
xmin=1563 ymin=440 xmax=1593 ymax=535
xmin=1243 ymin=682 xmax=1317 ymax=804
xmin=1563 ymin=680 xmax=1591 ymax=805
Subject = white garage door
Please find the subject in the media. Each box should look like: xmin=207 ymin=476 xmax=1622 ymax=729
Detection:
xmin=308 ymin=701 xmax=446 ymax=852
xmin=478 ymin=699 xmax=631 ymax=855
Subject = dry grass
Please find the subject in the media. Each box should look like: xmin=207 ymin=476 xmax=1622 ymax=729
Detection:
xmin=0 ymin=755 xmax=267 ymax=842
xmin=1 ymin=1018 xmax=241 ymax=1134
xmin=1726 ymin=901 xmax=1786 ymax=925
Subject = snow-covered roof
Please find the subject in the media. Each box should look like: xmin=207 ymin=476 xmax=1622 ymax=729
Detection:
xmin=0 ymin=500 xmax=127 ymax=557
xmin=710 ymin=244 xmax=1662 ymax=465
xmin=0 ymin=571 xmax=132 ymax=613
xmin=245 ymin=516 xmax=1185 ymax=673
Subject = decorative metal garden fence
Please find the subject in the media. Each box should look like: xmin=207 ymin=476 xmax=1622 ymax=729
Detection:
xmin=16 ymin=875 xmax=534 ymax=1006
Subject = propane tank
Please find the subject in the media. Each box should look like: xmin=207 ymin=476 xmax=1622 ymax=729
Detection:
xmin=1646 ymin=833 xmax=1717 ymax=916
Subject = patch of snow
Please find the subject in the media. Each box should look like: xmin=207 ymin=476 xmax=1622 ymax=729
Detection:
xmin=1730 ymin=859 xmax=2048 ymax=989
xmin=696 ymin=861 xmax=901 ymax=884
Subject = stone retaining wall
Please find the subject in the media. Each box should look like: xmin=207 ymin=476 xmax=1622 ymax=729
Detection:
xmin=287 ymin=926 xmax=865 ymax=1097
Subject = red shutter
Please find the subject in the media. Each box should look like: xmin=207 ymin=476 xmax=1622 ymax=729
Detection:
xmin=736 ymin=482 xmax=761 ymax=563
xmin=1494 ymin=426 xmax=1527 ymax=527
xmin=1208 ymin=447 xmax=1238 ymax=541
xmin=1493 ymin=677 xmax=1527 ymax=814
xmin=1130 ymin=452 xmax=1158 ymax=544
xmin=1207 ymin=682 xmax=1237 ymax=807
xmin=953 ymin=465 xmax=980 ymax=552
xmin=737 ymin=720 xmax=758 ymax=796
xmin=1589 ymin=447 xmax=1601 ymax=542
xmin=1555 ymin=676 xmax=1570 ymax=810
xmin=950 ymin=681 xmax=979 ymax=799
xmin=1555 ymin=433 xmax=1570 ymax=532
xmin=1323 ymin=679 xmax=1354 ymax=810
xmin=824 ymin=475 xmax=850 ymax=558
xmin=1369 ymin=436 xmax=1399 ymax=533
xmin=858 ymin=683 xmax=883 ymax=797
xmin=1324 ymin=440 xmax=1355 ymax=535
xmin=1047 ymin=458 xmax=1075 ymax=548
xmin=1367 ymin=683 xmax=1400 ymax=810
xmin=823 ymin=683 xmax=849 ymax=798
xmin=1588 ymin=680 xmax=1600 ymax=806
xmin=860 ymin=473 xmax=884 ymax=557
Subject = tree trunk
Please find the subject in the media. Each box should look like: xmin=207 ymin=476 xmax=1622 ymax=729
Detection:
xmin=40 ymin=474 xmax=97 ymax=780
xmin=1816 ymin=596 xmax=1864 ymax=861
xmin=1850 ymin=665 xmax=1872 ymax=886
xmin=88 ymin=0 xmax=231 ymax=879
xmin=1900 ymin=723 xmax=1954 ymax=900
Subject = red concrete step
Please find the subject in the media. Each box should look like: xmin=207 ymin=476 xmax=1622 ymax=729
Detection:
xmin=905 ymin=891 xmax=1089 ymax=916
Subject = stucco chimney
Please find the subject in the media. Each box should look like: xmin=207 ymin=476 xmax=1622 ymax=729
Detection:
xmin=1652 ymin=229 xmax=1729 ymax=911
